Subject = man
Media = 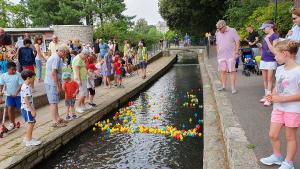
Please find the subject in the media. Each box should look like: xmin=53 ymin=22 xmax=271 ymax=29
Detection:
xmin=137 ymin=42 xmax=148 ymax=79
xmin=72 ymin=48 xmax=91 ymax=113
xmin=174 ymin=34 xmax=179 ymax=47
xmin=45 ymin=44 xmax=69 ymax=127
xmin=245 ymin=26 xmax=259 ymax=57
xmin=215 ymin=20 xmax=240 ymax=94
xmin=93 ymin=39 xmax=100 ymax=55
xmin=48 ymin=35 xmax=60 ymax=57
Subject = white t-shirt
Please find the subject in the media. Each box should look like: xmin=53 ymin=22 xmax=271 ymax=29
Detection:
xmin=273 ymin=65 xmax=300 ymax=113
xmin=20 ymin=83 xmax=34 ymax=111
xmin=87 ymin=72 xmax=96 ymax=89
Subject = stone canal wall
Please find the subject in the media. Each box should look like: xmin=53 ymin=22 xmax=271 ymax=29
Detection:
xmin=1 ymin=52 xmax=175 ymax=169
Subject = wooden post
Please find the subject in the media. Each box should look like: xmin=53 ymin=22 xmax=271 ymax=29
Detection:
xmin=294 ymin=0 xmax=300 ymax=8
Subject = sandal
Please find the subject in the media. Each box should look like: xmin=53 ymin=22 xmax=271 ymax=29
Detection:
xmin=51 ymin=122 xmax=67 ymax=128
xmin=58 ymin=118 xmax=68 ymax=124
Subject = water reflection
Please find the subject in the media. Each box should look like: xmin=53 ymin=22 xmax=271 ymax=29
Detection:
xmin=36 ymin=55 xmax=203 ymax=169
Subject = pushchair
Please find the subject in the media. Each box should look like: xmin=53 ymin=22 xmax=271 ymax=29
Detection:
xmin=240 ymin=48 xmax=260 ymax=76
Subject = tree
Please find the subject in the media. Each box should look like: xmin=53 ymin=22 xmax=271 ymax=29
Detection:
xmin=159 ymin=0 xmax=226 ymax=37
xmin=0 ymin=0 xmax=10 ymax=27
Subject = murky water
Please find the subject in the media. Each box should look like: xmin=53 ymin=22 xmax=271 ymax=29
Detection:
xmin=36 ymin=53 xmax=203 ymax=169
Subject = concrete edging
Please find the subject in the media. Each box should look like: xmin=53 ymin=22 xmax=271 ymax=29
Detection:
xmin=203 ymin=47 xmax=260 ymax=169
xmin=5 ymin=52 xmax=175 ymax=169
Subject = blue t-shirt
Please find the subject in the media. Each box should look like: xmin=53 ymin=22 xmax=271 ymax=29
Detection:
xmin=44 ymin=54 xmax=64 ymax=86
xmin=261 ymin=33 xmax=279 ymax=62
xmin=0 ymin=72 xmax=23 ymax=96
xmin=99 ymin=43 xmax=109 ymax=57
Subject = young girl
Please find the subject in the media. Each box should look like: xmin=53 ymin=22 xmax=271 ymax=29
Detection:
xmin=259 ymin=21 xmax=279 ymax=106
xmin=260 ymin=40 xmax=300 ymax=169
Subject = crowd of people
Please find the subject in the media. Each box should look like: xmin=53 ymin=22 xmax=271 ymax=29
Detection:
xmin=0 ymin=29 xmax=150 ymax=147
xmin=215 ymin=7 xmax=300 ymax=169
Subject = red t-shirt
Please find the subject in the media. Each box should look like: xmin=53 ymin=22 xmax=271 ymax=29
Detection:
xmin=114 ymin=60 xmax=122 ymax=75
xmin=63 ymin=81 xmax=79 ymax=99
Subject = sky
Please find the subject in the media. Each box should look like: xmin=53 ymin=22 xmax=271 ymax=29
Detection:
xmin=123 ymin=0 xmax=164 ymax=25
xmin=9 ymin=0 xmax=164 ymax=25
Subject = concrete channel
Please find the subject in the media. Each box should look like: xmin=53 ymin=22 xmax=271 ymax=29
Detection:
xmin=0 ymin=52 xmax=177 ymax=169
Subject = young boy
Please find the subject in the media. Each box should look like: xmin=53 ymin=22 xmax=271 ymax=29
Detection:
xmin=0 ymin=62 xmax=23 ymax=130
xmin=62 ymin=72 xmax=79 ymax=120
xmin=87 ymin=64 xmax=97 ymax=107
xmin=20 ymin=70 xmax=41 ymax=146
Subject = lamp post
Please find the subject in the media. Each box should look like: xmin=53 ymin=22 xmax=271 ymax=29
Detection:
xmin=274 ymin=0 xmax=278 ymax=24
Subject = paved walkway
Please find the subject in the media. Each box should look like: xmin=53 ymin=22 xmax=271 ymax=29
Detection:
xmin=208 ymin=46 xmax=300 ymax=169
xmin=0 ymin=54 xmax=175 ymax=169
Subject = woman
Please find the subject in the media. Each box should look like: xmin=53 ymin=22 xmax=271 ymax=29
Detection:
xmin=258 ymin=21 xmax=279 ymax=106
xmin=287 ymin=7 xmax=300 ymax=64
xmin=102 ymin=50 xmax=113 ymax=88
xmin=34 ymin=36 xmax=46 ymax=82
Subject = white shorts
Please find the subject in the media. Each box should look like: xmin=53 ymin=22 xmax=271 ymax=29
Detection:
xmin=259 ymin=61 xmax=277 ymax=70
xmin=78 ymin=80 xmax=88 ymax=97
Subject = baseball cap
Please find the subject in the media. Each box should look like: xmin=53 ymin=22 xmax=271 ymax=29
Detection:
xmin=259 ymin=23 xmax=274 ymax=30
xmin=62 ymin=72 xmax=72 ymax=79
xmin=88 ymin=64 xmax=97 ymax=70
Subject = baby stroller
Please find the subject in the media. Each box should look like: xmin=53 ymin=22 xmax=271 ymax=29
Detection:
xmin=240 ymin=48 xmax=260 ymax=76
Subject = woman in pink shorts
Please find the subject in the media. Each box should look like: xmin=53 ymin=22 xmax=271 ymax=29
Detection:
xmin=260 ymin=40 xmax=300 ymax=169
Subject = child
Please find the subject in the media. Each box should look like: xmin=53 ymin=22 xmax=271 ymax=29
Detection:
xmin=0 ymin=62 xmax=23 ymax=130
xmin=260 ymin=40 xmax=300 ymax=169
xmin=20 ymin=70 xmax=41 ymax=146
xmin=87 ymin=64 xmax=97 ymax=106
xmin=62 ymin=72 xmax=79 ymax=120
xmin=114 ymin=55 xmax=124 ymax=88
xmin=258 ymin=21 xmax=279 ymax=106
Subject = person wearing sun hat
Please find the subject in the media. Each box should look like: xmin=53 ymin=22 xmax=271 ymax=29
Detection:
xmin=258 ymin=20 xmax=279 ymax=106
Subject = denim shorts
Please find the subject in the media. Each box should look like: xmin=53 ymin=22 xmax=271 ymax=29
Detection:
xmin=21 ymin=109 xmax=36 ymax=123
xmin=45 ymin=84 xmax=60 ymax=104
xmin=139 ymin=61 xmax=147 ymax=69
xmin=6 ymin=96 xmax=21 ymax=108
xmin=65 ymin=99 xmax=76 ymax=107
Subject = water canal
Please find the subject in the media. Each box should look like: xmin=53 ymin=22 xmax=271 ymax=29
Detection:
xmin=36 ymin=52 xmax=203 ymax=169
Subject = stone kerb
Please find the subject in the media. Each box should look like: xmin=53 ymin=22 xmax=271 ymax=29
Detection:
xmin=202 ymin=47 xmax=260 ymax=169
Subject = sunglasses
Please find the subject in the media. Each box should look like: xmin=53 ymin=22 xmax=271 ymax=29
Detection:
xmin=218 ymin=26 xmax=225 ymax=30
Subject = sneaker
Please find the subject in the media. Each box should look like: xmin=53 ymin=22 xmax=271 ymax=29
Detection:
xmin=76 ymin=107 xmax=85 ymax=113
xmin=88 ymin=103 xmax=96 ymax=107
xmin=25 ymin=139 xmax=41 ymax=147
xmin=260 ymin=97 xmax=266 ymax=103
xmin=260 ymin=154 xmax=283 ymax=166
xmin=279 ymin=161 xmax=295 ymax=169
xmin=264 ymin=100 xmax=272 ymax=106
xmin=72 ymin=115 xmax=78 ymax=119
xmin=65 ymin=115 xmax=72 ymax=121
xmin=7 ymin=122 xmax=15 ymax=131
xmin=84 ymin=104 xmax=93 ymax=110
xmin=217 ymin=87 xmax=225 ymax=91
xmin=232 ymin=89 xmax=237 ymax=94
xmin=23 ymin=138 xmax=37 ymax=143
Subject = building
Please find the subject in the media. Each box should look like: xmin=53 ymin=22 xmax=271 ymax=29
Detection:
xmin=4 ymin=25 xmax=93 ymax=51
xmin=156 ymin=21 xmax=169 ymax=33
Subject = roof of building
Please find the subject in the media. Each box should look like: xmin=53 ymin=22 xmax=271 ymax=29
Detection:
xmin=4 ymin=27 xmax=53 ymax=33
